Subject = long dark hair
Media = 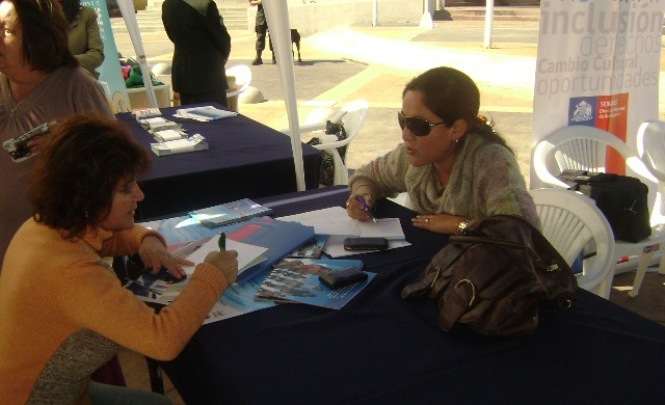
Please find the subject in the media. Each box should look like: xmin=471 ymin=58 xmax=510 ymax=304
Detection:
xmin=28 ymin=115 xmax=151 ymax=239
xmin=10 ymin=0 xmax=78 ymax=72
xmin=403 ymin=66 xmax=512 ymax=152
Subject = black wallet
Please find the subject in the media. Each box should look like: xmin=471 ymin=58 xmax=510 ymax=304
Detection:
xmin=319 ymin=267 xmax=368 ymax=289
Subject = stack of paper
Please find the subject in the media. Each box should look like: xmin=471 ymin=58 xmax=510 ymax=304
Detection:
xmin=277 ymin=206 xmax=410 ymax=257
xmin=150 ymin=134 xmax=208 ymax=156
xmin=174 ymin=105 xmax=239 ymax=122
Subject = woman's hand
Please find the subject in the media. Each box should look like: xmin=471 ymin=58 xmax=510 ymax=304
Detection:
xmin=204 ymin=250 xmax=238 ymax=284
xmin=412 ymin=214 xmax=465 ymax=235
xmin=345 ymin=193 xmax=375 ymax=222
xmin=138 ymin=236 xmax=192 ymax=280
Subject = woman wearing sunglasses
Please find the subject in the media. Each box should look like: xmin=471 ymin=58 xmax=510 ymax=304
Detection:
xmin=346 ymin=66 xmax=539 ymax=234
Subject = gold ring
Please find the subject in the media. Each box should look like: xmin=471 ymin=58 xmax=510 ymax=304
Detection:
xmin=346 ymin=201 xmax=351 ymax=208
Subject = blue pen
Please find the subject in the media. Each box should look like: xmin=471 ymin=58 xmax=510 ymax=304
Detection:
xmin=356 ymin=195 xmax=378 ymax=223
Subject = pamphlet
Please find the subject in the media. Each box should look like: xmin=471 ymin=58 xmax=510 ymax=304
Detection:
xmin=189 ymin=198 xmax=273 ymax=228
xmin=255 ymin=258 xmax=374 ymax=309
xmin=287 ymin=234 xmax=328 ymax=259
xmin=174 ymin=105 xmax=239 ymax=122
xmin=2 ymin=122 xmax=49 ymax=163
xmin=150 ymin=134 xmax=208 ymax=156
xmin=124 ymin=237 xmax=268 ymax=306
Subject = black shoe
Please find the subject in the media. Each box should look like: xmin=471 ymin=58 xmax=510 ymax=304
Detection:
xmin=252 ymin=57 xmax=263 ymax=66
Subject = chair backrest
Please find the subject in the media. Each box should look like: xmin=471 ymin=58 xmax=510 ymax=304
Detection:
xmin=530 ymin=188 xmax=616 ymax=299
xmin=636 ymin=119 xmax=665 ymax=216
xmin=318 ymin=99 xmax=369 ymax=160
xmin=533 ymin=125 xmax=634 ymax=188
xmin=637 ymin=120 xmax=665 ymax=179
xmin=225 ymin=65 xmax=252 ymax=98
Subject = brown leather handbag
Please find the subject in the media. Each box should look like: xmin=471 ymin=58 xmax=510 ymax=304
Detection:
xmin=401 ymin=215 xmax=577 ymax=337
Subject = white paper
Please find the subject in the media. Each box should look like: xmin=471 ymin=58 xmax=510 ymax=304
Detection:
xmin=277 ymin=206 xmax=405 ymax=240
xmin=184 ymin=234 xmax=268 ymax=276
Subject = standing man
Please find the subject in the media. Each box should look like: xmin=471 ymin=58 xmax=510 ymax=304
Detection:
xmin=249 ymin=0 xmax=268 ymax=65
xmin=162 ymin=0 xmax=231 ymax=106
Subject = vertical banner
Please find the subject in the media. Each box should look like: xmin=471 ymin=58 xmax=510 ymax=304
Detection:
xmin=82 ymin=0 xmax=131 ymax=113
xmin=531 ymin=0 xmax=665 ymax=188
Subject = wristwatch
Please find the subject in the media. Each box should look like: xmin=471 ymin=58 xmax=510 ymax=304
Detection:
xmin=457 ymin=219 xmax=470 ymax=234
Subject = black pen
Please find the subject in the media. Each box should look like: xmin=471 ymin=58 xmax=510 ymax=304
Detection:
xmin=218 ymin=232 xmax=226 ymax=251
xmin=219 ymin=232 xmax=240 ymax=288
xmin=356 ymin=195 xmax=378 ymax=223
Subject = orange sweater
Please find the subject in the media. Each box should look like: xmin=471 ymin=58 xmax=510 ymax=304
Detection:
xmin=0 ymin=219 xmax=229 ymax=404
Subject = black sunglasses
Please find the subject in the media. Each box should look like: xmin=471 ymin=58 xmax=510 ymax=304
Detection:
xmin=397 ymin=111 xmax=446 ymax=137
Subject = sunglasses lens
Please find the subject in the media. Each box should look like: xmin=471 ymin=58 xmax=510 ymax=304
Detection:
xmin=398 ymin=113 xmax=429 ymax=137
xmin=409 ymin=118 xmax=430 ymax=136
xmin=398 ymin=112 xmax=406 ymax=130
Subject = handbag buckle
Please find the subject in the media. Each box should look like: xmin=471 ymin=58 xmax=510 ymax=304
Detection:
xmin=454 ymin=278 xmax=476 ymax=307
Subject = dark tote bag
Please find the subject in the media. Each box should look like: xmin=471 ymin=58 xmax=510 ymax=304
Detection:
xmin=559 ymin=171 xmax=651 ymax=243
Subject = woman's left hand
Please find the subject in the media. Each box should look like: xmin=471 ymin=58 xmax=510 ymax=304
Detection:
xmin=412 ymin=213 xmax=464 ymax=235
xmin=138 ymin=235 xmax=192 ymax=280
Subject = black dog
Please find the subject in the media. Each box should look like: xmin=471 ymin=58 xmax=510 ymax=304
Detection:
xmin=268 ymin=29 xmax=302 ymax=63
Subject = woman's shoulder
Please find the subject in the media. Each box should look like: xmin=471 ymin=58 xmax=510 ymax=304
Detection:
xmin=465 ymin=134 xmax=515 ymax=160
xmin=79 ymin=5 xmax=98 ymax=18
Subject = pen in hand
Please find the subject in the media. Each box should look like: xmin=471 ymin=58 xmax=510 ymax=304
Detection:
xmin=217 ymin=232 xmax=238 ymax=288
xmin=356 ymin=195 xmax=378 ymax=223
xmin=218 ymin=232 xmax=226 ymax=251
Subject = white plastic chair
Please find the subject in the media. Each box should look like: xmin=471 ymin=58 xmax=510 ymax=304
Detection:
xmin=533 ymin=125 xmax=665 ymax=297
xmin=631 ymin=119 xmax=665 ymax=295
xmin=225 ymin=64 xmax=252 ymax=99
xmin=530 ymin=188 xmax=616 ymax=299
xmin=281 ymin=100 xmax=369 ymax=186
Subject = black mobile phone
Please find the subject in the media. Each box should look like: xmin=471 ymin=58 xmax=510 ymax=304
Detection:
xmin=319 ymin=267 xmax=368 ymax=289
xmin=343 ymin=237 xmax=389 ymax=251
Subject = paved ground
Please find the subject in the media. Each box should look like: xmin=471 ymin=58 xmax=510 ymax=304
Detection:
xmin=111 ymin=16 xmax=665 ymax=186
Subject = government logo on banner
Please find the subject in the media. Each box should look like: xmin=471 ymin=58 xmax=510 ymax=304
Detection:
xmin=531 ymin=0 xmax=665 ymax=186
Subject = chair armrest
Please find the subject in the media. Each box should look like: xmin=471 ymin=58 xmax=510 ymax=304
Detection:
xmin=279 ymin=122 xmax=328 ymax=136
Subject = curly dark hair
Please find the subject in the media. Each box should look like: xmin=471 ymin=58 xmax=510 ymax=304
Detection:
xmin=27 ymin=115 xmax=151 ymax=239
xmin=403 ymin=66 xmax=511 ymax=152
xmin=7 ymin=0 xmax=78 ymax=72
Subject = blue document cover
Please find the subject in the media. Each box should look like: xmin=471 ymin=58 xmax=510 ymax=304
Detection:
xmin=217 ymin=217 xmax=315 ymax=283
xmin=255 ymin=258 xmax=375 ymax=309
xmin=189 ymin=198 xmax=273 ymax=228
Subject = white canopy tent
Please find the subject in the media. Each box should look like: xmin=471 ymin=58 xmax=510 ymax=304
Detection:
xmin=116 ymin=0 xmax=306 ymax=190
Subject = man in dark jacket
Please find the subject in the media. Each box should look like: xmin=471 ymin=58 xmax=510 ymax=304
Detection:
xmin=162 ymin=0 xmax=231 ymax=106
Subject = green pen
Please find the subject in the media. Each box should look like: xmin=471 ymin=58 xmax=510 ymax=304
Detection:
xmin=218 ymin=232 xmax=226 ymax=251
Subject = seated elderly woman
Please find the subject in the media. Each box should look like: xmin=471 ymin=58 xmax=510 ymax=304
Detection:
xmin=0 ymin=0 xmax=112 ymax=265
xmin=0 ymin=115 xmax=238 ymax=404
xmin=346 ymin=66 xmax=539 ymax=234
